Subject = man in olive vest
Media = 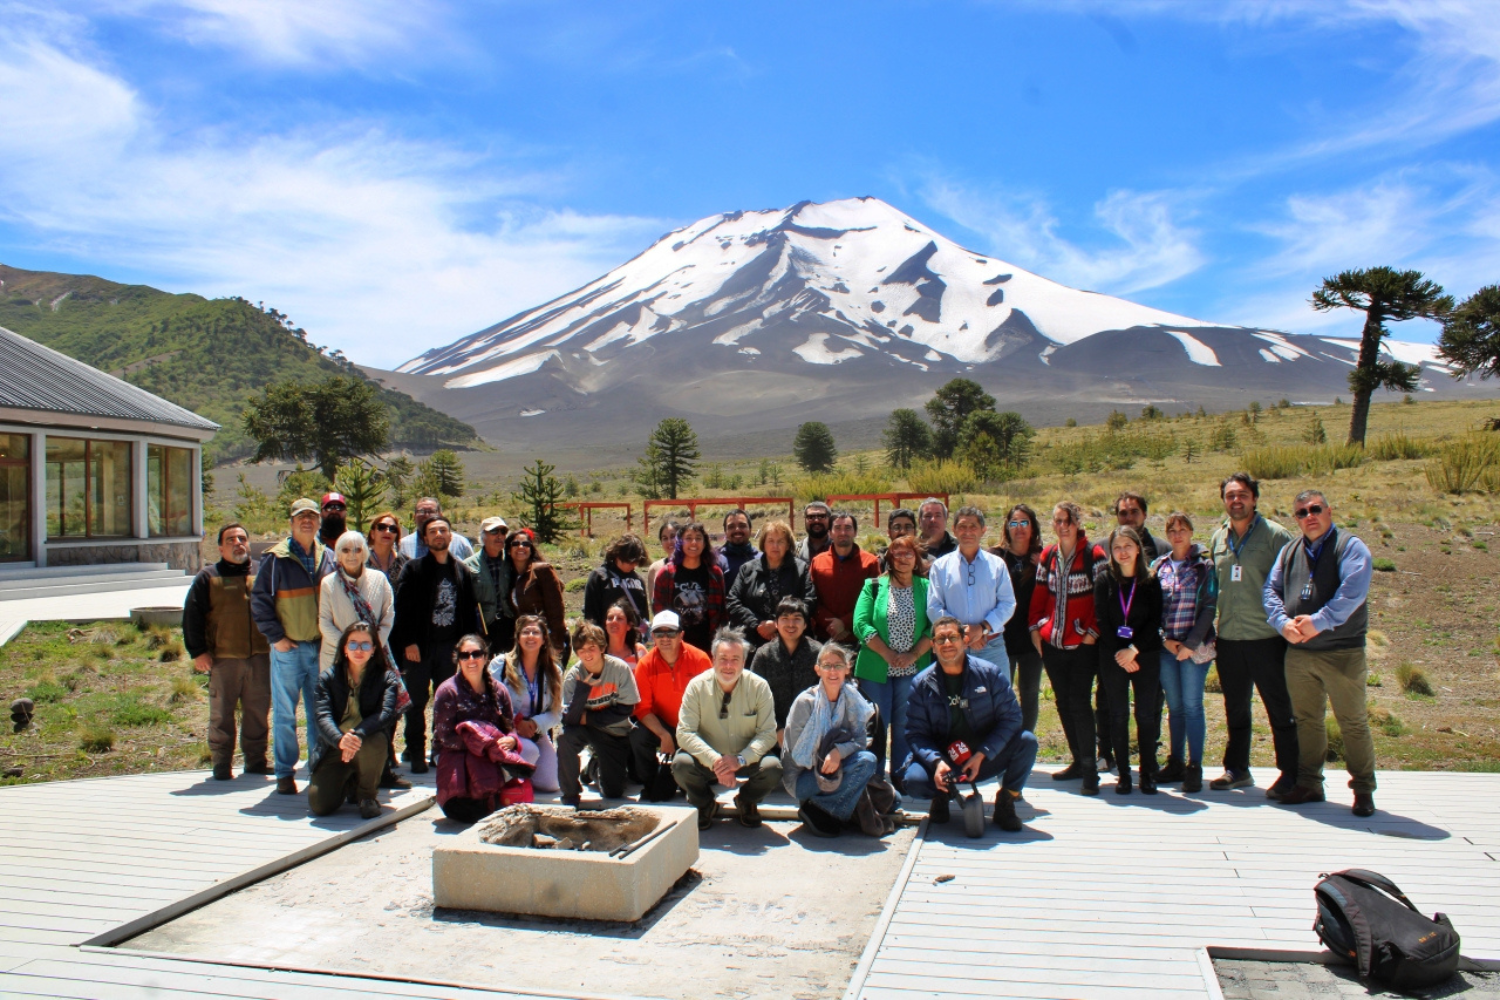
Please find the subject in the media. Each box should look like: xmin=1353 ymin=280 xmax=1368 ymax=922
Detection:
xmin=1263 ymin=489 xmax=1376 ymax=818
xmin=184 ymin=523 xmax=272 ymax=781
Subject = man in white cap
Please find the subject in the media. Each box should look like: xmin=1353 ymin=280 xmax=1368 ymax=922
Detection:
xmin=630 ymin=610 xmax=712 ymax=800
xmin=465 ymin=516 xmax=512 ymax=651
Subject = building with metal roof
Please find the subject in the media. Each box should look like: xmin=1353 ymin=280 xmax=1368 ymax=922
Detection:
xmin=0 ymin=325 xmax=217 ymax=570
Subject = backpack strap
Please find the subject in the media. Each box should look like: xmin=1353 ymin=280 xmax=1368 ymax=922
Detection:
xmin=1331 ymin=869 xmax=1419 ymax=913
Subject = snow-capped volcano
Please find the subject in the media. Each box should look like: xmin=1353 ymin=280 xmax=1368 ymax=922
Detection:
xmin=377 ymin=196 xmax=1462 ymax=455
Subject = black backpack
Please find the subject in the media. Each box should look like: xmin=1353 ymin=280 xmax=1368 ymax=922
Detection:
xmin=1313 ymin=869 xmax=1461 ymax=989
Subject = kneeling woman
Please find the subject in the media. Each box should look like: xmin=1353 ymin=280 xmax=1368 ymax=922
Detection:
xmin=433 ymin=633 xmax=533 ymax=823
xmin=308 ymin=622 xmax=403 ymax=819
xmin=491 ymin=615 xmax=563 ymax=793
xmin=782 ymin=643 xmax=880 ymax=837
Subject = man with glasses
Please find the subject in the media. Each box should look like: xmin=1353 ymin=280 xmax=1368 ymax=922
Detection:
xmin=673 ymin=628 xmax=780 ymax=830
xmin=399 ymin=497 xmax=474 ymax=561
xmin=391 ymin=516 xmax=483 ymax=772
xmin=797 ymin=502 xmax=834 ymax=563
xmin=252 ymin=498 xmax=337 ymax=795
xmin=903 ymin=616 xmax=1036 ymax=832
xmin=1208 ymin=472 xmax=1298 ymax=797
xmin=629 ymin=611 xmax=712 ymax=800
xmin=927 ymin=506 xmax=1015 ymax=669
xmin=1263 ymin=490 xmax=1376 ymax=817
xmin=918 ymin=498 xmax=958 ymax=560
xmin=465 ymin=516 xmax=513 ymax=653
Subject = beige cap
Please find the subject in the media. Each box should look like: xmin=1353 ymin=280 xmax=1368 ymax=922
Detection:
xmin=289 ymin=497 xmax=319 ymax=517
xmin=480 ymin=516 xmax=509 ymax=533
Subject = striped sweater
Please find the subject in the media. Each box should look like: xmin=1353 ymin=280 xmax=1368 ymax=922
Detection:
xmin=1027 ymin=537 xmax=1108 ymax=649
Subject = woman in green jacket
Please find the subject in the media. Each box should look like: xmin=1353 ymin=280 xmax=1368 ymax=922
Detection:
xmin=852 ymin=534 xmax=933 ymax=783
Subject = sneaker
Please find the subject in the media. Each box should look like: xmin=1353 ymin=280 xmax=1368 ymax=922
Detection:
xmin=696 ymin=802 xmax=719 ymax=830
xmin=798 ymin=801 xmax=841 ymax=838
xmin=212 ymin=763 xmax=232 ymax=781
xmin=1051 ymin=762 xmax=1084 ymax=781
xmin=358 ymin=798 xmax=381 ymax=820
xmin=243 ymin=760 xmax=269 ymax=775
xmin=1156 ymin=757 xmax=1186 ymax=783
xmin=275 ymin=776 xmax=298 ymax=795
xmin=1209 ymin=770 xmax=1253 ymax=791
xmin=993 ymin=790 xmax=1023 ymax=832
xmin=928 ymin=794 xmax=951 ymax=824
xmin=1352 ymin=793 xmax=1376 ymax=818
xmin=1279 ymin=785 xmax=1326 ymax=806
xmin=734 ymin=793 xmax=762 ymax=828
xmin=1182 ymin=764 xmax=1203 ymax=793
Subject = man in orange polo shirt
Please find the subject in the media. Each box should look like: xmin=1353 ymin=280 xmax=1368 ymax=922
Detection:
xmin=630 ymin=610 xmax=712 ymax=801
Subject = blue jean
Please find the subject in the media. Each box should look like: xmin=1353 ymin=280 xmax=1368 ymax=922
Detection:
xmin=902 ymin=730 xmax=1038 ymax=798
xmin=794 ymin=749 xmax=879 ymax=820
xmin=1159 ymin=649 xmax=1210 ymax=765
xmin=858 ymin=673 xmax=914 ymax=779
xmin=270 ymin=640 xmax=321 ymax=779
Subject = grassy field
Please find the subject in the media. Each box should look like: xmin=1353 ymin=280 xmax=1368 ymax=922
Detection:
xmin=5 ymin=396 xmax=1500 ymax=787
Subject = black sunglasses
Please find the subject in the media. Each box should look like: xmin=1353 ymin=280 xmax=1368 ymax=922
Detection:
xmin=718 ymin=689 xmax=733 ymax=720
xmin=458 ymin=649 xmax=488 ymax=661
xmin=1294 ymin=504 xmax=1326 ymax=520
xmin=373 ymin=523 xmax=398 ymax=533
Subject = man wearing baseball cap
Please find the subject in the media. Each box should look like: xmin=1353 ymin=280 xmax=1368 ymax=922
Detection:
xmin=318 ymin=492 xmax=348 ymax=548
xmin=630 ymin=610 xmax=712 ymax=800
xmin=465 ymin=516 xmax=513 ymax=652
xmin=251 ymin=498 xmax=337 ymax=795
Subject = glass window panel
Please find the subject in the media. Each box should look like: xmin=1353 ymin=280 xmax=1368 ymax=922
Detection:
xmin=46 ymin=437 xmax=87 ymax=539
xmin=46 ymin=437 xmax=132 ymax=539
xmin=147 ymin=446 xmax=163 ymax=537
xmin=0 ymin=434 xmax=28 ymax=560
xmin=90 ymin=440 xmax=132 ymax=538
xmin=148 ymin=444 xmax=193 ymax=537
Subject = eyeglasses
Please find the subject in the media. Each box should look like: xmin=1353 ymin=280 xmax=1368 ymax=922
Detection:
xmin=323 ymin=504 xmax=346 ymax=513
xmin=933 ymin=634 xmax=962 ymax=645
xmin=1294 ymin=504 xmax=1326 ymax=520
xmin=458 ymin=650 xmax=488 ymax=661
xmin=652 ymin=629 xmax=680 ymax=638
xmin=1007 ymin=519 xmax=1030 ymax=528
xmin=509 ymin=541 xmax=533 ymax=550
xmin=718 ymin=689 xmax=733 ymax=720
xmin=345 ymin=641 xmax=373 ymax=652
xmin=373 ymin=523 xmax=398 ymax=533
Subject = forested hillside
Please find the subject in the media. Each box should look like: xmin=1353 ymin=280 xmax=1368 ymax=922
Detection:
xmin=0 ymin=264 xmax=478 ymax=462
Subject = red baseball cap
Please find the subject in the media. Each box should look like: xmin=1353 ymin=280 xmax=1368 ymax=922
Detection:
xmin=320 ymin=492 xmax=347 ymax=509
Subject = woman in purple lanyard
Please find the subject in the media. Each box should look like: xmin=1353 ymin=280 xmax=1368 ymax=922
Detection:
xmin=488 ymin=615 xmax=563 ymax=792
xmin=1093 ymin=526 xmax=1164 ymax=795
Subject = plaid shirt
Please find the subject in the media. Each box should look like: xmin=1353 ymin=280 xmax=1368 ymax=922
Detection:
xmin=1151 ymin=544 xmax=1219 ymax=647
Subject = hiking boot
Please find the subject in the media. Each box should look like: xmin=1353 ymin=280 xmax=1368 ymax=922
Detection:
xmin=1265 ymin=774 xmax=1298 ymax=801
xmin=1352 ymin=793 xmax=1376 ymax=818
xmin=1209 ymin=770 xmax=1252 ymax=791
xmin=1182 ymin=764 xmax=1203 ymax=793
xmin=798 ymin=801 xmax=841 ymax=838
xmin=358 ymin=798 xmax=382 ymax=820
xmin=928 ymin=794 xmax=951 ymax=824
xmin=212 ymin=763 xmax=232 ymax=781
xmin=1156 ymin=757 xmax=1186 ymax=783
xmin=697 ymin=802 xmax=719 ymax=831
xmin=275 ymin=776 xmax=298 ymax=795
xmin=243 ymin=760 xmax=269 ymax=775
xmin=1138 ymin=768 xmax=1157 ymax=795
xmin=1279 ymin=785 xmax=1326 ymax=806
xmin=1114 ymin=773 xmax=1133 ymax=795
xmin=734 ymin=793 xmax=762 ymax=828
xmin=993 ymin=789 xmax=1023 ymax=832
xmin=1051 ymin=762 xmax=1084 ymax=781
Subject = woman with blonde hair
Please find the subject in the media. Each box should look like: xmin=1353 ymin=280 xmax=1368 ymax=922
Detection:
xmin=726 ymin=519 xmax=817 ymax=651
xmin=488 ymin=614 xmax=564 ymax=792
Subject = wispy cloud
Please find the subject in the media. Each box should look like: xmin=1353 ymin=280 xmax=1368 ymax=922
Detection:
xmin=914 ymin=173 xmax=1207 ymax=296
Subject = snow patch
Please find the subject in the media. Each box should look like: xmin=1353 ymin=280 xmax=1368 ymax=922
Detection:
xmin=793 ymin=333 xmax=863 ymax=365
xmin=1258 ymin=348 xmax=1280 ymax=364
xmin=1163 ymin=329 xmax=1221 ymax=367
xmin=1039 ymin=345 xmax=1057 ymax=366
xmin=924 ymin=349 xmax=943 ymax=361
xmin=520 ymin=408 xmax=545 ymax=417
xmin=444 ymin=351 xmax=558 ymax=388
xmin=739 ymin=347 xmax=761 ymax=356
xmin=1253 ymin=332 xmax=1309 ymax=361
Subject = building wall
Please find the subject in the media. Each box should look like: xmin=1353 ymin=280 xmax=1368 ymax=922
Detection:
xmin=46 ymin=539 xmax=202 ymax=571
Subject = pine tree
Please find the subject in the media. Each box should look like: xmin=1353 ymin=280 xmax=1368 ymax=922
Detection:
xmin=793 ymin=422 xmax=838 ymax=473
xmin=1311 ymin=267 xmax=1452 ymax=445
xmin=383 ymin=455 xmax=414 ymax=510
xmin=957 ymin=410 xmax=1033 ymax=474
xmin=883 ymin=409 xmax=932 ymax=470
xmin=924 ymin=379 xmax=995 ymax=457
xmin=637 ymin=419 xmax=699 ymax=499
xmin=426 ymin=449 xmax=465 ymax=497
xmin=512 ymin=459 xmax=577 ymax=543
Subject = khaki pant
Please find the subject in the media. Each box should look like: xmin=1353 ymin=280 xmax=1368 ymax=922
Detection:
xmin=1285 ymin=645 xmax=1376 ymax=794
xmin=208 ymin=654 xmax=271 ymax=768
xmin=307 ymin=731 xmax=388 ymax=816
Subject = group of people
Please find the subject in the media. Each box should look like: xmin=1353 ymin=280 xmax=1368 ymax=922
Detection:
xmin=184 ymin=475 xmax=1378 ymax=836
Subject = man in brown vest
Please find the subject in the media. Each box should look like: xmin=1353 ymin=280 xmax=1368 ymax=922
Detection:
xmin=184 ymin=523 xmax=272 ymax=780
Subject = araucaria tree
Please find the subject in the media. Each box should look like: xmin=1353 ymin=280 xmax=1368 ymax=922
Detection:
xmin=333 ymin=458 xmax=386 ymax=532
xmin=1311 ymin=267 xmax=1452 ymax=445
xmin=243 ymin=375 xmax=390 ymax=480
xmin=957 ymin=410 xmax=1033 ymax=479
xmin=512 ymin=459 xmax=576 ymax=543
xmin=925 ymin=378 xmax=996 ymax=457
xmin=1437 ymin=285 xmax=1500 ymax=380
xmin=637 ymin=418 xmax=699 ymax=500
xmin=793 ymin=422 xmax=838 ymax=473
xmin=883 ymin=409 xmax=932 ymax=470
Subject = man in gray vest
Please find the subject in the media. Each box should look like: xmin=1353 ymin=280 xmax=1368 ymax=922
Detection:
xmin=1263 ymin=489 xmax=1375 ymax=818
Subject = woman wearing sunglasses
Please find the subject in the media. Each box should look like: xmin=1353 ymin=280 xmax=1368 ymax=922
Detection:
xmin=307 ymin=622 xmax=404 ymax=819
xmin=365 ymin=511 xmax=408 ymax=582
xmin=506 ymin=529 xmax=568 ymax=662
xmin=992 ymin=504 xmax=1044 ymax=736
xmin=432 ymin=633 xmax=533 ymax=822
xmin=490 ymin=615 xmax=563 ymax=793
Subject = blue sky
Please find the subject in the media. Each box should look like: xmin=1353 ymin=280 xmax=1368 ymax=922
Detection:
xmin=1 ymin=1 xmax=1496 ymax=367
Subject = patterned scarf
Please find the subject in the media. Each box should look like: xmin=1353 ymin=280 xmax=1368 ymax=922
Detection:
xmin=338 ymin=569 xmax=411 ymax=714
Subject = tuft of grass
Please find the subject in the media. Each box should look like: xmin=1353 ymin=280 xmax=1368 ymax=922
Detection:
xmin=1369 ymin=431 xmax=1434 ymax=461
xmin=157 ymin=638 xmax=185 ymax=663
xmin=1368 ymin=705 xmax=1407 ymax=738
xmin=169 ymin=674 xmax=203 ymax=704
xmin=1204 ymin=665 xmax=1221 ymax=694
xmin=79 ymin=726 xmax=115 ymax=753
xmin=24 ymin=679 xmax=68 ymax=703
xmin=109 ymin=695 xmax=174 ymax=728
xmin=1242 ymin=443 xmax=1366 ymax=480
xmin=1372 ymin=557 xmax=1397 ymax=572
xmin=904 ymin=459 xmax=977 ymax=496
xmin=1326 ymin=716 xmax=1344 ymax=762
xmin=564 ymin=576 xmax=587 ymax=593
xmin=1395 ymin=662 xmax=1435 ymax=697
xmin=1425 ymin=434 xmax=1500 ymax=493
xmin=1367 ymin=672 xmax=1383 ymax=687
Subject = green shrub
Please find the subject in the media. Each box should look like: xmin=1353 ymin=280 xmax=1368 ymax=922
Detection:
xmin=1367 ymin=672 xmax=1382 ymax=688
xmin=795 ymin=468 xmax=894 ymax=501
xmin=1425 ymin=435 xmax=1500 ymax=493
xmin=1242 ymin=444 xmax=1366 ymax=480
xmin=564 ymin=577 xmax=587 ymax=593
xmin=79 ymin=726 xmax=115 ymax=753
xmin=1372 ymin=557 xmax=1396 ymax=572
xmin=1395 ymin=662 xmax=1434 ymax=697
xmin=905 ymin=459 xmax=977 ymax=495
xmin=25 ymin=679 xmax=68 ymax=703
xmin=1367 ymin=705 xmax=1407 ymax=738
xmin=1369 ymin=431 xmax=1433 ymax=461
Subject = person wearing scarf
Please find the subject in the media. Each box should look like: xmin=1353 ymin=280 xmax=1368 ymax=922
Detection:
xmin=433 ymin=634 xmax=534 ymax=823
xmin=782 ymin=643 xmax=878 ymax=837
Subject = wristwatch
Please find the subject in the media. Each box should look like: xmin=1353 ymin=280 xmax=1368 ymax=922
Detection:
xmin=736 ymin=754 xmax=746 ymax=768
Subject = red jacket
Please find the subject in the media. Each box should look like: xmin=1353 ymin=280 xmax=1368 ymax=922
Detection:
xmin=1028 ymin=538 xmax=1108 ymax=649
xmin=810 ymin=544 xmax=881 ymax=641
xmin=633 ymin=643 xmax=712 ymax=730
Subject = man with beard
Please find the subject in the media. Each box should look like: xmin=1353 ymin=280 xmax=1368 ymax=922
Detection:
xmin=797 ymin=502 xmax=833 ymax=563
xmin=399 ymin=496 xmax=474 ymax=561
xmin=184 ymin=523 xmax=271 ymax=781
xmin=391 ymin=517 xmax=482 ymax=772
xmin=719 ymin=509 xmax=757 ymax=581
xmin=318 ymin=492 xmax=348 ymax=548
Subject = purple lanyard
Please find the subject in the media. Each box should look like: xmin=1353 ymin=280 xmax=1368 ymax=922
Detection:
xmin=1118 ymin=579 xmax=1137 ymax=622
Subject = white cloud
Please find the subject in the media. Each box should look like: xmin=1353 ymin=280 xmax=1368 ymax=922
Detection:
xmin=915 ymin=174 xmax=1206 ymax=296
xmin=0 ymin=24 xmax=667 ymax=367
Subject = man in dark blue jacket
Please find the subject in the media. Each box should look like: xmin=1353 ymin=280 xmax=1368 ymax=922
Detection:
xmin=902 ymin=615 xmax=1038 ymax=832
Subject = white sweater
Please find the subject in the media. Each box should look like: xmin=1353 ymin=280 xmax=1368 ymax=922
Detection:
xmin=318 ymin=569 xmax=395 ymax=669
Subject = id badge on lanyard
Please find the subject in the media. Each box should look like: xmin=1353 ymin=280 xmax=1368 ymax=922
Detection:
xmin=1117 ymin=579 xmax=1136 ymax=640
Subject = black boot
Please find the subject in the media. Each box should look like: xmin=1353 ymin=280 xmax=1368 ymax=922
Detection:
xmin=1182 ymin=763 xmax=1203 ymax=793
xmin=1139 ymin=766 xmax=1157 ymax=795
xmin=1157 ymin=756 xmax=1185 ymax=783
xmin=929 ymin=794 xmax=951 ymax=824
xmin=1052 ymin=762 xmax=1084 ymax=781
